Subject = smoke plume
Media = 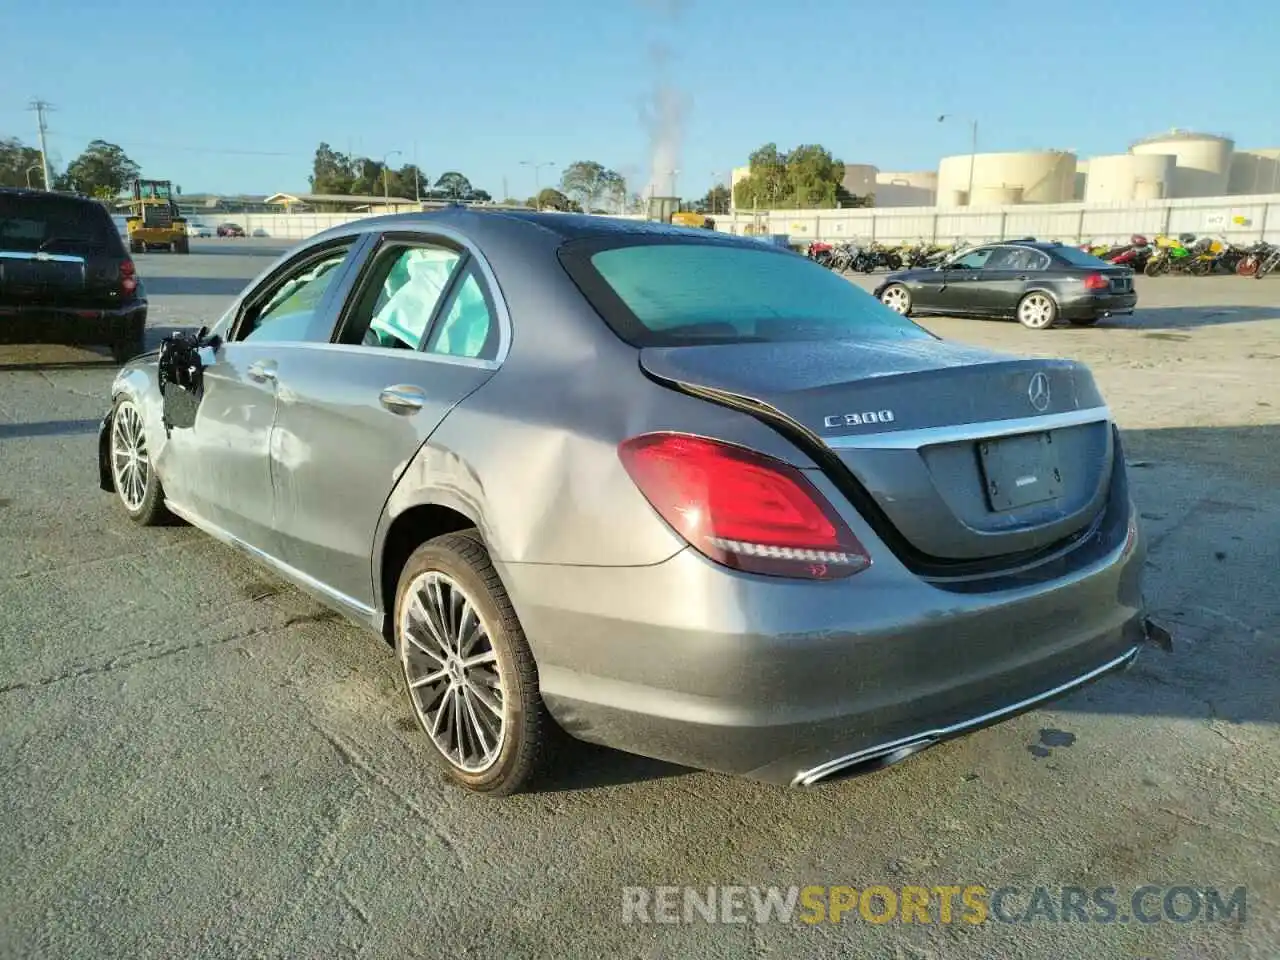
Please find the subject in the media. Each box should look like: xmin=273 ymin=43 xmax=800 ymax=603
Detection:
xmin=637 ymin=3 xmax=689 ymax=200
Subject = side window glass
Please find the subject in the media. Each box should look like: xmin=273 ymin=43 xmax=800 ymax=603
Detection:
xmin=239 ymin=247 xmax=350 ymax=342
xmin=1030 ymin=251 xmax=1051 ymax=271
xmin=951 ymin=248 xmax=993 ymax=270
xmin=342 ymin=245 xmax=462 ymax=349
xmin=425 ymin=268 xmax=498 ymax=361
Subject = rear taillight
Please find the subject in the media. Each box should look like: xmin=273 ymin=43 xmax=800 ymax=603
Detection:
xmin=618 ymin=433 xmax=871 ymax=580
xmin=120 ymin=258 xmax=138 ymax=296
xmin=1083 ymin=273 xmax=1109 ymax=291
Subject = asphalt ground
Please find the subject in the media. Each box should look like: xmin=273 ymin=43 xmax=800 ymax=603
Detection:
xmin=1 ymin=238 xmax=1277 ymax=959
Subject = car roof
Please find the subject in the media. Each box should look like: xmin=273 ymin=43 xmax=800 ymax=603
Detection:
xmin=0 ymin=187 xmax=104 ymax=207
xmin=311 ymin=206 xmax=763 ymax=249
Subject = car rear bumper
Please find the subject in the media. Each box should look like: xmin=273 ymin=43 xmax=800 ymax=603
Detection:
xmin=0 ymin=300 xmax=146 ymax=349
xmin=1060 ymin=290 xmax=1137 ymax=319
xmin=500 ymin=497 xmax=1149 ymax=786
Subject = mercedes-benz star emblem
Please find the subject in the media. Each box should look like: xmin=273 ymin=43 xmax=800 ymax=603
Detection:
xmin=1028 ymin=372 xmax=1051 ymax=412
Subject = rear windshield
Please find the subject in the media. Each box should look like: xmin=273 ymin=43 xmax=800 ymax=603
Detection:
xmin=560 ymin=239 xmax=929 ymax=347
xmin=1051 ymin=245 xmax=1111 ymax=268
xmin=0 ymin=195 xmax=118 ymax=256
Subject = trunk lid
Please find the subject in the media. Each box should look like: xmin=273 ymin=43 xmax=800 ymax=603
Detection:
xmin=640 ymin=337 xmax=1114 ymax=562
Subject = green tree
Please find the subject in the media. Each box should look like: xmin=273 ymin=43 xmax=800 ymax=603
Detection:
xmin=699 ymin=183 xmax=731 ymax=214
xmin=558 ymin=161 xmax=625 ymax=213
xmin=732 ymin=142 xmax=846 ymax=210
xmin=309 ymin=141 xmax=355 ymax=194
xmin=0 ymin=137 xmax=49 ymax=188
xmin=433 ymin=171 xmax=474 ymax=199
xmin=61 ymin=140 xmax=139 ymax=199
xmin=529 ymin=187 xmax=579 ymax=212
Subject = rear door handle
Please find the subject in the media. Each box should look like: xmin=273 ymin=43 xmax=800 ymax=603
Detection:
xmin=379 ymin=384 xmax=426 ymax=414
xmin=247 ymin=360 xmax=277 ymax=383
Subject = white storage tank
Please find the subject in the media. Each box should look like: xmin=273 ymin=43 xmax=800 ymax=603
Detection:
xmin=1084 ymin=153 xmax=1175 ymax=202
xmin=939 ymin=188 xmax=968 ymax=208
xmin=937 ymin=150 xmax=1076 ymax=205
xmin=873 ymin=170 xmax=938 ymax=207
xmin=1130 ymin=130 xmax=1234 ymax=197
xmin=1227 ymin=149 xmax=1280 ymax=195
xmin=840 ymin=164 xmax=879 ymax=202
xmin=1073 ymin=160 xmax=1089 ymax=200
xmin=971 ymin=185 xmax=1023 ymax=206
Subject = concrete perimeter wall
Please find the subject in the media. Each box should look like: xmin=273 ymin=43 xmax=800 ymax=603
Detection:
xmin=187 ymin=195 xmax=1280 ymax=246
xmin=717 ymin=193 xmax=1280 ymax=246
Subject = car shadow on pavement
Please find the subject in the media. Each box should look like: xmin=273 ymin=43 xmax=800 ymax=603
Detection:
xmin=1045 ymin=424 xmax=1278 ymax=731
xmin=1105 ymin=305 xmax=1279 ymax=330
xmin=0 ymin=418 xmax=101 ymax=440
xmin=538 ymin=736 xmax=695 ymax=792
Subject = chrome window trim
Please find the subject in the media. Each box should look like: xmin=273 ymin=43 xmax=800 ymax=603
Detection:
xmin=825 ymin=406 xmax=1110 ymax=450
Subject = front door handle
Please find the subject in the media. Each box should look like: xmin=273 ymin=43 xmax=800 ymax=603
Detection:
xmin=247 ymin=360 xmax=277 ymax=383
xmin=379 ymin=384 xmax=426 ymax=414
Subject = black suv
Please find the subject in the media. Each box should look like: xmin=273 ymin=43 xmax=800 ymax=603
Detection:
xmin=1 ymin=188 xmax=147 ymax=361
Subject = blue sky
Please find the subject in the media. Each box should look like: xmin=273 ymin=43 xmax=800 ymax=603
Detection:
xmin=3 ymin=0 xmax=1276 ymax=198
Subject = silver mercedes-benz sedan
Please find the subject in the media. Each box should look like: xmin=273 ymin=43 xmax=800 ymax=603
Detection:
xmin=97 ymin=209 xmax=1161 ymax=795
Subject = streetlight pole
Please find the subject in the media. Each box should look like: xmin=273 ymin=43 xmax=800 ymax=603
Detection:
xmin=520 ymin=161 xmax=556 ymax=200
xmin=938 ymin=114 xmax=978 ymax=205
xmin=381 ymin=150 xmax=403 ymax=205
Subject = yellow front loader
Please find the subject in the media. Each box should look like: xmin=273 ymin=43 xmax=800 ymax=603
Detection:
xmin=124 ymin=179 xmax=189 ymax=253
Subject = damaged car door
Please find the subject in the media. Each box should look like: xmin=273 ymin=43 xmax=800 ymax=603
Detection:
xmin=157 ymin=239 xmax=359 ymax=552
xmin=267 ymin=233 xmax=505 ymax=608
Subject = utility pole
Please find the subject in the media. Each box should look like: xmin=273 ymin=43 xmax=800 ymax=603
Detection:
xmin=28 ymin=99 xmax=54 ymax=190
xmin=412 ymin=141 xmax=420 ymax=202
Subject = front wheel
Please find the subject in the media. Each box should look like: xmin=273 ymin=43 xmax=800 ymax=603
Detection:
xmin=1017 ymin=292 xmax=1058 ymax=330
xmin=109 ymin=398 xmax=172 ymax=525
xmin=1237 ymin=256 xmax=1259 ymax=277
xmin=879 ymin=283 xmax=912 ymax=315
xmin=394 ymin=533 xmax=555 ymax=795
xmin=1144 ymin=258 xmax=1168 ymax=277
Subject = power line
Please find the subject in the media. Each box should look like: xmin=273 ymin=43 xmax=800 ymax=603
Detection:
xmin=27 ymin=99 xmax=54 ymax=190
xmin=51 ymin=131 xmax=305 ymax=158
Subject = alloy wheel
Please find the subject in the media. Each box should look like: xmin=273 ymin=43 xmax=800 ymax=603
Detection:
xmin=110 ymin=402 xmax=150 ymax=511
xmin=881 ymin=286 xmax=910 ymax=314
xmin=400 ymin=571 xmax=507 ymax=774
xmin=1018 ymin=294 xmax=1055 ymax=329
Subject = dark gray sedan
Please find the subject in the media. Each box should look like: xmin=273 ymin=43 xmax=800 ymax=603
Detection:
xmin=874 ymin=239 xmax=1138 ymax=329
xmin=98 ymin=210 xmax=1160 ymax=794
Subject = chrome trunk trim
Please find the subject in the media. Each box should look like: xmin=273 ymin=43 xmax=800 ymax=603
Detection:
xmin=825 ymin=406 xmax=1111 ymax=450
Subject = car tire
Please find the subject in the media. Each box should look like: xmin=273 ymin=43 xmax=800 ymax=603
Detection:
xmin=394 ymin=532 xmax=554 ymax=796
xmin=176 ymin=238 xmax=190 ymax=254
xmin=1016 ymin=292 xmax=1058 ymax=330
xmin=879 ymin=283 xmax=912 ymax=315
xmin=108 ymin=397 xmax=172 ymax=526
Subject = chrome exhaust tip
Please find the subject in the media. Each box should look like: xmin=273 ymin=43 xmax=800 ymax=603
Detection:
xmin=794 ymin=737 xmax=938 ymax=787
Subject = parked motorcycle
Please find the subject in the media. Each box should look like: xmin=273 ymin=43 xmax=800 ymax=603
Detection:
xmin=807 ymin=241 xmax=834 ymax=268
xmin=1235 ymin=241 xmax=1273 ymax=278
xmin=1255 ymin=243 xmax=1280 ymax=279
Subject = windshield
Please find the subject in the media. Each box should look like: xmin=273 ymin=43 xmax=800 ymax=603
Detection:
xmin=561 ymin=239 xmax=930 ymax=347
xmin=1052 ymin=245 xmax=1113 ymax=268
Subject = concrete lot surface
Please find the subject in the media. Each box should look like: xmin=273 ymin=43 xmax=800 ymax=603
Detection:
xmin=1 ymin=239 xmax=1277 ymax=959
